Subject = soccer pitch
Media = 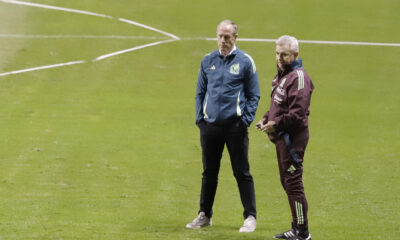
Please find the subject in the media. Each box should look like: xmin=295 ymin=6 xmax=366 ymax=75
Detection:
xmin=0 ymin=0 xmax=399 ymax=239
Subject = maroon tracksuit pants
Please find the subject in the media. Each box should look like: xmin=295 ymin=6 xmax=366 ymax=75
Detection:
xmin=274 ymin=128 xmax=309 ymax=231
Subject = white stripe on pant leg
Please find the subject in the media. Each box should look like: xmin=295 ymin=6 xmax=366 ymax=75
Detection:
xmin=296 ymin=201 xmax=304 ymax=225
xmin=297 ymin=201 xmax=304 ymax=225
xmin=296 ymin=201 xmax=299 ymax=225
xmin=300 ymin=202 xmax=304 ymax=224
xmin=298 ymin=201 xmax=303 ymax=225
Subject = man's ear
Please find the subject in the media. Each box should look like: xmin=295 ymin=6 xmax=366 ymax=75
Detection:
xmin=294 ymin=52 xmax=299 ymax=59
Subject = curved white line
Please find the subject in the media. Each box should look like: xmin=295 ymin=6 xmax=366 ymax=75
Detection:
xmin=119 ymin=18 xmax=180 ymax=40
xmin=0 ymin=0 xmax=112 ymax=18
xmin=0 ymin=1 xmax=182 ymax=43
xmin=0 ymin=34 xmax=168 ymax=40
xmin=0 ymin=60 xmax=85 ymax=77
xmin=94 ymin=39 xmax=177 ymax=61
xmin=0 ymin=0 xmax=181 ymax=76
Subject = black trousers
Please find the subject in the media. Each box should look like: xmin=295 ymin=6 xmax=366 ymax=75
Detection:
xmin=198 ymin=120 xmax=257 ymax=219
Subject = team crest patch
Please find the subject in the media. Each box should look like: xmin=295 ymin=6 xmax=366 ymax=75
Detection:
xmin=230 ymin=63 xmax=240 ymax=75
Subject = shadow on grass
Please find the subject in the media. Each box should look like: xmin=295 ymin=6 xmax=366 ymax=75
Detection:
xmin=129 ymin=221 xmax=274 ymax=240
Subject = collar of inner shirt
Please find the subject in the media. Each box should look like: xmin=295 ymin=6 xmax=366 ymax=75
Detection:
xmin=219 ymin=45 xmax=237 ymax=57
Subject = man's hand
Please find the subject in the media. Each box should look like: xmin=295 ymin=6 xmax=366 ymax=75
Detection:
xmin=256 ymin=118 xmax=265 ymax=130
xmin=256 ymin=119 xmax=276 ymax=133
xmin=264 ymin=121 xmax=276 ymax=133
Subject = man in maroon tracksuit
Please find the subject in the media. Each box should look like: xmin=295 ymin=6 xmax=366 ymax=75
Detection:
xmin=257 ymin=35 xmax=314 ymax=240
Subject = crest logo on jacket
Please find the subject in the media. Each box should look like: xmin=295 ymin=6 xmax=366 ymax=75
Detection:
xmin=230 ymin=63 xmax=240 ymax=75
xmin=276 ymin=87 xmax=286 ymax=96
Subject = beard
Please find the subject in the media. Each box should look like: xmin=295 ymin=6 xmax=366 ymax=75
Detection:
xmin=282 ymin=62 xmax=292 ymax=70
xmin=278 ymin=61 xmax=291 ymax=71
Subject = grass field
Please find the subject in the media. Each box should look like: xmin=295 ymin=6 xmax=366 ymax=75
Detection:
xmin=1 ymin=0 xmax=400 ymax=239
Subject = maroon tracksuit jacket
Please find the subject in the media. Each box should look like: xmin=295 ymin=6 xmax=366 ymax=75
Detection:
xmin=263 ymin=59 xmax=314 ymax=141
xmin=263 ymin=59 xmax=314 ymax=231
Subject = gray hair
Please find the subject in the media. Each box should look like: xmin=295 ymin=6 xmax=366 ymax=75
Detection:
xmin=217 ymin=20 xmax=238 ymax=36
xmin=276 ymin=35 xmax=299 ymax=53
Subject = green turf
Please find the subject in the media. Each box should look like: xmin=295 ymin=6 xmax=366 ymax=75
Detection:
xmin=0 ymin=0 xmax=399 ymax=239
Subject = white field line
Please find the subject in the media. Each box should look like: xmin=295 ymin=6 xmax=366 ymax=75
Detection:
xmin=119 ymin=18 xmax=180 ymax=40
xmin=0 ymin=0 xmax=182 ymax=76
xmin=0 ymin=34 xmax=167 ymax=40
xmin=192 ymin=37 xmax=400 ymax=47
xmin=94 ymin=39 xmax=177 ymax=61
xmin=0 ymin=60 xmax=85 ymax=77
xmin=0 ymin=0 xmax=182 ymax=43
xmin=0 ymin=0 xmax=112 ymax=18
xmin=2 ymin=0 xmax=398 ymax=77
xmin=3 ymin=34 xmax=399 ymax=47
xmin=298 ymin=39 xmax=400 ymax=47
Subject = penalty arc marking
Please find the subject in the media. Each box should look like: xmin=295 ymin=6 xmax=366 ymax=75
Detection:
xmin=0 ymin=0 xmax=179 ymax=76
xmin=0 ymin=0 xmax=399 ymax=77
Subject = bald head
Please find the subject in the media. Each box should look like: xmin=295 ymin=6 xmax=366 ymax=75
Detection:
xmin=217 ymin=20 xmax=238 ymax=37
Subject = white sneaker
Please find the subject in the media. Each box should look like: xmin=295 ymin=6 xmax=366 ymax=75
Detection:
xmin=186 ymin=212 xmax=212 ymax=229
xmin=239 ymin=215 xmax=256 ymax=232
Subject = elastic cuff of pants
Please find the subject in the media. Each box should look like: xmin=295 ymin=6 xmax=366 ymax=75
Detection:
xmin=297 ymin=226 xmax=309 ymax=233
xmin=244 ymin=214 xmax=256 ymax=219
xmin=199 ymin=210 xmax=212 ymax=218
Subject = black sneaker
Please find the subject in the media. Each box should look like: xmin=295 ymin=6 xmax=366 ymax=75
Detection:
xmin=273 ymin=229 xmax=311 ymax=240
xmin=273 ymin=228 xmax=297 ymax=239
xmin=297 ymin=233 xmax=311 ymax=240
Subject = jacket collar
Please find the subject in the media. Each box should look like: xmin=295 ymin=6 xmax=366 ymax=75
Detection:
xmin=219 ymin=45 xmax=238 ymax=58
xmin=277 ymin=58 xmax=303 ymax=76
